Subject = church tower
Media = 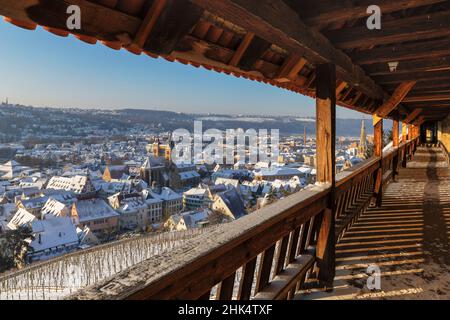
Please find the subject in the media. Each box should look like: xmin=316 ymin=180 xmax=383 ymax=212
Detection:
xmin=358 ymin=120 xmax=367 ymax=157
xmin=303 ymin=126 xmax=307 ymax=146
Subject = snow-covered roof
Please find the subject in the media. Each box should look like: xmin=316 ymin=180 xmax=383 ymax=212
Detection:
xmin=0 ymin=203 xmax=17 ymax=220
xmin=74 ymin=199 xmax=119 ymax=222
xmin=41 ymin=197 xmax=74 ymax=217
xmin=7 ymin=208 xmax=36 ymax=230
xmin=183 ymin=187 xmax=207 ymax=197
xmin=298 ymin=166 xmax=313 ymax=174
xmin=119 ymin=196 xmax=147 ymax=212
xmin=142 ymin=156 xmax=165 ymax=169
xmin=181 ymin=209 xmax=210 ymax=229
xmin=255 ymin=167 xmax=302 ymax=177
xmin=215 ymin=177 xmax=239 ymax=188
xmin=217 ymin=187 xmax=246 ymax=219
xmin=19 ymin=196 xmax=49 ymax=209
xmin=179 ymin=170 xmax=200 ymax=180
xmin=152 ymin=187 xmax=182 ymax=201
xmin=30 ymin=217 xmax=78 ymax=253
xmin=47 ymin=175 xmax=95 ymax=194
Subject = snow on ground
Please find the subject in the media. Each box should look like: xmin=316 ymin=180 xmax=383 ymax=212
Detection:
xmin=0 ymin=228 xmax=212 ymax=300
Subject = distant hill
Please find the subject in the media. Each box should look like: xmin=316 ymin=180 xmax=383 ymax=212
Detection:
xmin=0 ymin=104 xmax=378 ymax=144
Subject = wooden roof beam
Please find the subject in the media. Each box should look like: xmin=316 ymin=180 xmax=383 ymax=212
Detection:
xmin=365 ymin=57 xmax=450 ymax=76
xmin=375 ymin=70 xmax=450 ymax=85
xmin=142 ymin=0 xmax=204 ymax=55
xmin=375 ymin=81 xmax=417 ymax=117
xmin=275 ymin=54 xmax=307 ymax=83
xmin=405 ymin=102 xmax=450 ymax=109
xmin=413 ymin=116 xmax=426 ymax=126
xmin=403 ymin=108 xmax=423 ymax=124
xmin=324 ymin=11 xmax=450 ymax=50
xmin=403 ymin=93 xmax=450 ymax=103
xmin=350 ymin=39 xmax=450 ymax=65
xmin=288 ymin=0 xmax=447 ymax=28
xmin=190 ymin=0 xmax=386 ymax=100
xmin=128 ymin=0 xmax=167 ymax=53
xmin=229 ymin=32 xmax=255 ymax=66
xmin=335 ymin=81 xmax=347 ymax=97
xmin=0 ymin=0 xmax=142 ymax=43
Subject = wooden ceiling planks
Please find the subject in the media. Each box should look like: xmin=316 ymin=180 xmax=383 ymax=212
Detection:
xmin=284 ymin=0 xmax=448 ymax=29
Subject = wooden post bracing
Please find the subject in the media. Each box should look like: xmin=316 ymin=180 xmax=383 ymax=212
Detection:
xmin=373 ymin=116 xmax=383 ymax=207
xmin=315 ymin=63 xmax=336 ymax=286
xmin=375 ymin=81 xmax=416 ymax=117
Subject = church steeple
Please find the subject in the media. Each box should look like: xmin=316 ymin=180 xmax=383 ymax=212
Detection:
xmin=303 ymin=126 xmax=307 ymax=146
xmin=358 ymin=119 xmax=367 ymax=157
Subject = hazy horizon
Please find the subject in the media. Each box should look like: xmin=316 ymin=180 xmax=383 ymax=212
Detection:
xmin=1 ymin=102 xmax=375 ymax=120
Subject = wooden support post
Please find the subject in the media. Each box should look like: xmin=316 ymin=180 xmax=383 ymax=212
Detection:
xmin=373 ymin=116 xmax=383 ymax=207
xmin=393 ymin=120 xmax=399 ymax=148
xmin=393 ymin=120 xmax=399 ymax=180
xmin=315 ymin=63 xmax=336 ymax=287
xmin=407 ymin=124 xmax=412 ymax=159
xmin=402 ymin=122 xmax=408 ymax=167
xmin=417 ymin=125 xmax=422 ymax=147
xmin=411 ymin=125 xmax=416 ymax=157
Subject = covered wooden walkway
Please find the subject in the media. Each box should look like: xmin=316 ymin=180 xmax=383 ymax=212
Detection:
xmin=299 ymin=146 xmax=450 ymax=299
xmin=1 ymin=0 xmax=450 ymax=300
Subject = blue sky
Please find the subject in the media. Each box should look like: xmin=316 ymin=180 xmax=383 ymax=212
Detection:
xmin=0 ymin=19 xmax=368 ymax=119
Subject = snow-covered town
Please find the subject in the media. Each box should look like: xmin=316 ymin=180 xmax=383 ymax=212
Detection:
xmin=0 ymin=104 xmax=373 ymax=276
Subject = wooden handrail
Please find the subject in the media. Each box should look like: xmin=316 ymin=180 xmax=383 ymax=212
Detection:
xmin=336 ymin=156 xmax=379 ymax=191
xmin=66 ymin=139 xmax=420 ymax=300
xmin=69 ymin=186 xmax=330 ymax=300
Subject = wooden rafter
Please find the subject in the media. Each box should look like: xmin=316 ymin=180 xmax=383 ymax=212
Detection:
xmin=324 ymin=11 xmax=450 ymax=50
xmin=190 ymin=0 xmax=386 ymax=99
xmin=275 ymin=54 xmax=307 ymax=83
xmin=335 ymin=81 xmax=347 ymax=97
xmin=142 ymin=0 xmax=204 ymax=55
xmin=135 ymin=0 xmax=166 ymax=48
xmin=375 ymin=81 xmax=417 ymax=117
xmin=374 ymin=70 xmax=450 ymax=85
xmin=365 ymin=57 xmax=450 ymax=76
xmin=229 ymin=32 xmax=254 ymax=66
xmin=403 ymin=94 xmax=450 ymax=103
xmin=403 ymin=108 xmax=423 ymax=124
xmin=351 ymin=39 xmax=450 ymax=65
xmin=288 ymin=0 xmax=448 ymax=28
xmin=413 ymin=116 xmax=426 ymax=126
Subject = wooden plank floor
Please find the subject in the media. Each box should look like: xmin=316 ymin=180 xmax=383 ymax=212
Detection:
xmin=298 ymin=147 xmax=450 ymax=300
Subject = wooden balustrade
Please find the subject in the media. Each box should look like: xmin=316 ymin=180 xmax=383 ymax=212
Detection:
xmin=439 ymin=140 xmax=450 ymax=165
xmin=334 ymin=156 xmax=379 ymax=241
xmin=68 ymin=139 xmax=418 ymax=300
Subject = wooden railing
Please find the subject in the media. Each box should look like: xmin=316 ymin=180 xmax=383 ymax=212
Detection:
xmin=439 ymin=140 xmax=450 ymax=165
xmin=69 ymin=139 xmax=419 ymax=300
xmin=334 ymin=156 xmax=379 ymax=241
